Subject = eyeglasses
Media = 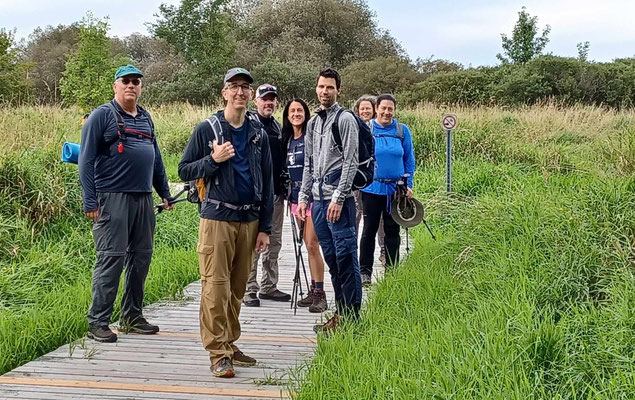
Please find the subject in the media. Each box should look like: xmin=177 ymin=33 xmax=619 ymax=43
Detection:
xmin=226 ymin=83 xmax=252 ymax=93
xmin=120 ymin=77 xmax=141 ymax=86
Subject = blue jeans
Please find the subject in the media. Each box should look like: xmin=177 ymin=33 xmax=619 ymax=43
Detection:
xmin=312 ymin=197 xmax=362 ymax=318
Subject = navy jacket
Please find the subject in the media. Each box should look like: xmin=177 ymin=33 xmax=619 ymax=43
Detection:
xmin=178 ymin=110 xmax=274 ymax=234
xmin=248 ymin=111 xmax=285 ymax=196
xmin=78 ymin=100 xmax=171 ymax=212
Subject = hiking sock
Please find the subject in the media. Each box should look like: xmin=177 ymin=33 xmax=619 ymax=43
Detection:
xmin=315 ymin=281 xmax=324 ymax=290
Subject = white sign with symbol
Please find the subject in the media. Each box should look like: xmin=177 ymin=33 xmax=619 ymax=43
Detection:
xmin=441 ymin=114 xmax=458 ymax=131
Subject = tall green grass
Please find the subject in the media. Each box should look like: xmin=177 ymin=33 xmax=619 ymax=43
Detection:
xmin=295 ymin=105 xmax=634 ymax=399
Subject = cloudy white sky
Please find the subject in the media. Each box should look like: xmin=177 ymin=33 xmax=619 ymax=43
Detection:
xmin=1 ymin=0 xmax=634 ymax=66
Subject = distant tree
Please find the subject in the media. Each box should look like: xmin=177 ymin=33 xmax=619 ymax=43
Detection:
xmin=577 ymin=41 xmax=590 ymax=62
xmin=0 ymin=29 xmax=32 ymax=104
xmin=123 ymin=33 xmax=185 ymax=86
xmin=414 ymin=56 xmax=463 ymax=78
xmin=22 ymin=24 xmax=79 ymax=103
xmin=150 ymin=0 xmax=235 ymax=77
xmin=60 ymin=14 xmax=124 ymax=111
xmin=340 ymin=56 xmax=423 ymax=103
xmin=497 ymin=7 xmax=551 ymax=64
xmin=237 ymin=0 xmax=404 ymax=70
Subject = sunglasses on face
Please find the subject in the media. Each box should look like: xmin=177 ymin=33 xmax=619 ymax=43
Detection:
xmin=120 ymin=77 xmax=141 ymax=86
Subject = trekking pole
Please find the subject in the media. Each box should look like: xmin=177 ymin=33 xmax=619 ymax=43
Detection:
xmin=155 ymin=183 xmax=189 ymax=214
xmin=288 ymin=205 xmax=310 ymax=315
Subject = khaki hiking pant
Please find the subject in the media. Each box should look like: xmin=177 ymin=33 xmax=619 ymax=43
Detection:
xmin=197 ymin=218 xmax=259 ymax=364
xmin=247 ymin=195 xmax=284 ymax=295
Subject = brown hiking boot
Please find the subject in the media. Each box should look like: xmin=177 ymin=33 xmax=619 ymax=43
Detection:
xmin=308 ymin=289 xmax=327 ymax=313
xmin=313 ymin=314 xmax=340 ymax=335
xmin=211 ymin=357 xmax=235 ymax=378
xmin=297 ymin=287 xmax=314 ymax=307
xmin=233 ymin=349 xmax=257 ymax=367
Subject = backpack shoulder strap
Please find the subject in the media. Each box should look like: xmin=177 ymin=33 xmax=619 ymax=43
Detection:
xmin=331 ymin=108 xmax=347 ymax=150
xmin=105 ymin=102 xmax=125 ymax=137
xmin=396 ymin=121 xmax=404 ymax=140
xmin=206 ymin=115 xmax=224 ymax=144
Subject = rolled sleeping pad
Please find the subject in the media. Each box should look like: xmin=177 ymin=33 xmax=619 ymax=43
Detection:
xmin=61 ymin=142 xmax=81 ymax=164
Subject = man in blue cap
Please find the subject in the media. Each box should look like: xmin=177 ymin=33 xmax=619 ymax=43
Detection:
xmin=79 ymin=64 xmax=173 ymax=343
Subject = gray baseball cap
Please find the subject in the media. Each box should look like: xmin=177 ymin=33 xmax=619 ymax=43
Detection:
xmin=223 ymin=67 xmax=253 ymax=84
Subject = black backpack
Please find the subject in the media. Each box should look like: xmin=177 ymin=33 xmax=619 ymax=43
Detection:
xmin=331 ymin=109 xmax=375 ymax=190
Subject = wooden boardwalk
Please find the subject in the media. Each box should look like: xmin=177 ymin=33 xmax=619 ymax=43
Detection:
xmin=0 ymin=209 xmax=401 ymax=399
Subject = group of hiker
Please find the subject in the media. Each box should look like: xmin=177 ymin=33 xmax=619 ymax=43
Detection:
xmin=78 ymin=64 xmax=415 ymax=378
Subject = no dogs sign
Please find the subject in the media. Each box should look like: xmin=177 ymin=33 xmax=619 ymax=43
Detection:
xmin=441 ymin=114 xmax=458 ymax=131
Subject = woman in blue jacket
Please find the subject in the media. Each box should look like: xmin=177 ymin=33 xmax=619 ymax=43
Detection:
xmin=359 ymin=94 xmax=416 ymax=282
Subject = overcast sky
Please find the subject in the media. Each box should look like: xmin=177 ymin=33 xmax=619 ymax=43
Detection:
xmin=2 ymin=0 xmax=634 ymax=66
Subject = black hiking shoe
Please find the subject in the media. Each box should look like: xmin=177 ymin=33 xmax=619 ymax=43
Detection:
xmin=211 ymin=357 xmax=235 ymax=378
xmin=88 ymin=325 xmax=117 ymax=343
xmin=120 ymin=317 xmax=159 ymax=334
xmin=308 ymin=289 xmax=328 ymax=313
xmin=243 ymin=292 xmax=261 ymax=307
xmin=259 ymin=289 xmax=291 ymax=302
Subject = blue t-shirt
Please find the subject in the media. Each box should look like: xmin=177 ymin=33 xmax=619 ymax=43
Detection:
xmin=230 ymin=122 xmax=254 ymax=204
xmin=362 ymin=119 xmax=416 ymax=196
xmin=286 ymin=135 xmax=305 ymax=204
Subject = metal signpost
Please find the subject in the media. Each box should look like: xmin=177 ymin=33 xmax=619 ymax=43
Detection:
xmin=441 ymin=114 xmax=458 ymax=192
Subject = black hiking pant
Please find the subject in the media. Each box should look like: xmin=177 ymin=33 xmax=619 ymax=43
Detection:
xmin=359 ymin=192 xmax=401 ymax=277
xmin=87 ymin=192 xmax=155 ymax=327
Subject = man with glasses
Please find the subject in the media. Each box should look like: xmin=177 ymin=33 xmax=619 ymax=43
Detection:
xmin=243 ymin=84 xmax=291 ymax=307
xmin=79 ymin=64 xmax=173 ymax=343
xmin=178 ymin=68 xmax=274 ymax=378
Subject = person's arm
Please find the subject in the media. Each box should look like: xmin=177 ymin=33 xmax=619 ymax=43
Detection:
xmin=258 ymin=131 xmax=274 ymax=234
xmin=78 ymin=108 xmax=105 ymax=213
xmin=298 ymin=119 xmax=314 ymax=205
xmin=178 ymin=122 xmax=221 ymax=182
xmin=152 ymin=139 xmax=172 ymax=200
xmin=332 ymin=112 xmax=359 ymax=204
xmin=403 ymin=124 xmax=416 ymax=188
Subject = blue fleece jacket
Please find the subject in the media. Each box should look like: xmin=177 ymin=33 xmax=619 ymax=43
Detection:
xmin=361 ymin=119 xmax=416 ymax=196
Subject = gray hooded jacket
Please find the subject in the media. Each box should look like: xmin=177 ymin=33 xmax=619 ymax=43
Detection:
xmin=299 ymin=103 xmax=359 ymax=205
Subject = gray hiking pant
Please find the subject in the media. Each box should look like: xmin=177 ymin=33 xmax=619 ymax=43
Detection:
xmin=246 ymin=195 xmax=284 ymax=295
xmin=87 ymin=192 xmax=156 ymax=326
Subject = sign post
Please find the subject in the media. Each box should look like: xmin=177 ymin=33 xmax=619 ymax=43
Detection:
xmin=441 ymin=114 xmax=458 ymax=192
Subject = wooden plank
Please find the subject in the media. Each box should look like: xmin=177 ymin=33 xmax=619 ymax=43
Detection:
xmin=111 ymin=331 xmax=316 ymax=344
xmin=0 ymin=384 xmax=272 ymax=399
xmin=0 ymin=377 xmax=288 ymax=399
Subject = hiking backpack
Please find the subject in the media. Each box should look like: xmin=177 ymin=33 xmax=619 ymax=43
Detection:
xmin=331 ymin=109 xmax=375 ymax=190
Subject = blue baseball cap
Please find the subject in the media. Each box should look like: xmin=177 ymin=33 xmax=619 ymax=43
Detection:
xmin=114 ymin=65 xmax=144 ymax=80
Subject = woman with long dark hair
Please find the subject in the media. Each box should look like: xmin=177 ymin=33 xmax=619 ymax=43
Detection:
xmin=282 ymin=98 xmax=327 ymax=313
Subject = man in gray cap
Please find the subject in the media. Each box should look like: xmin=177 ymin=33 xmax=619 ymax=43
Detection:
xmin=243 ymin=84 xmax=291 ymax=307
xmin=179 ymin=67 xmax=274 ymax=378
xmin=79 ymin=64 xmax=173 ymax=343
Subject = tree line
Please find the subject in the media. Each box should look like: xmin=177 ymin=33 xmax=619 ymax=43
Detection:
xmin=1 ymin=2 xmax=634 ymax=109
